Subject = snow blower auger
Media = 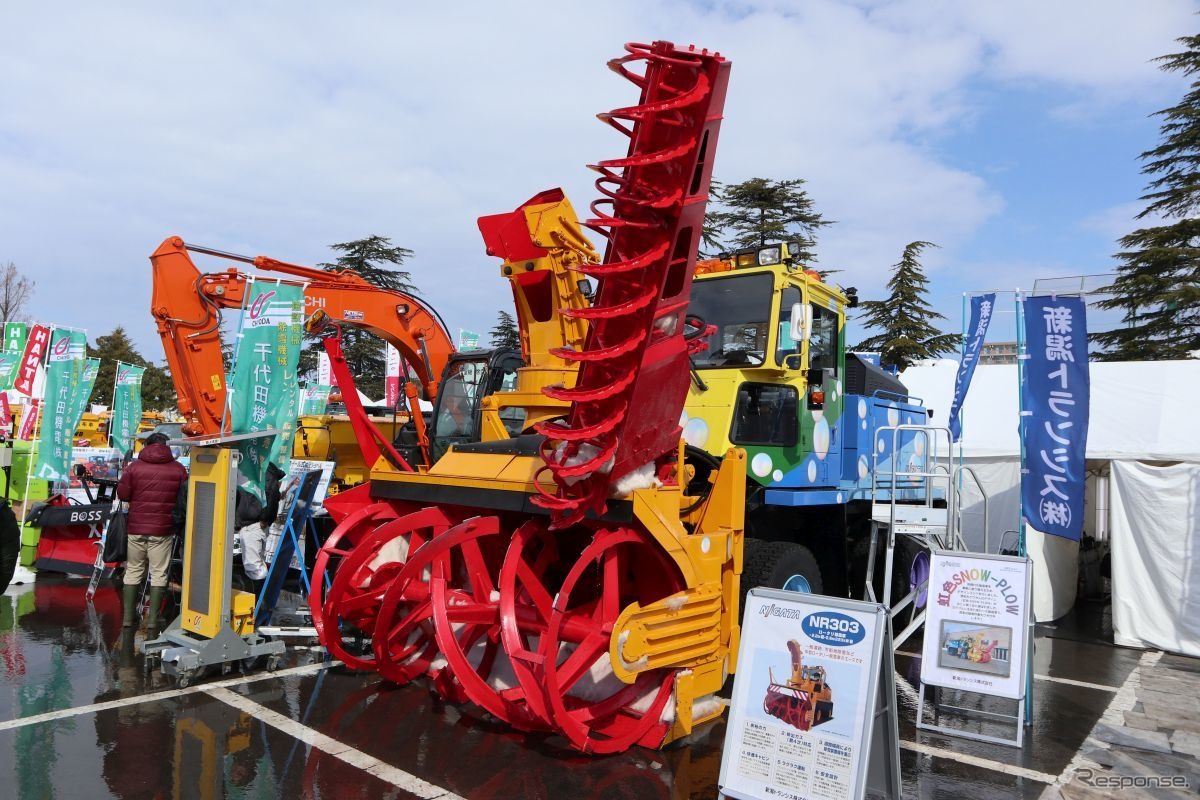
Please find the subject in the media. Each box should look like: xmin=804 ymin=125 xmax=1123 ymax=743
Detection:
xmin=310 ymin=40 xmax=743 ymax=755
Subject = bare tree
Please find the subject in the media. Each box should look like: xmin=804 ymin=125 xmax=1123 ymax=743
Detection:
xmin=0 ymin=263 xmax=35 ymax=323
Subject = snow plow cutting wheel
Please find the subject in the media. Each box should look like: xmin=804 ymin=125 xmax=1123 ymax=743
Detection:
xmin=311 ymin=41 xmax=744 ymax=754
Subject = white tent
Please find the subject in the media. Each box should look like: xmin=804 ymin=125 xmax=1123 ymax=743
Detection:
xmin=900 ymin=359 xmax=1200 ymax=655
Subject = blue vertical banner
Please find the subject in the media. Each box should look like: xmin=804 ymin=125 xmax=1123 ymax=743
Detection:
xmin=1020 ymin=296 xmax=1090 ymax=541
xmin=948 ymin=293 xmax=995 ymax=442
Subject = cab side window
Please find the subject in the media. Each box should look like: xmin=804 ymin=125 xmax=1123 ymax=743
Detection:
xmin=731 ymin=382 xmax=798 ymax=447
xmin=775 ymin=287 xmax=802 ymax=366
xmin=808 ymin=302 xmax=839 ymax=376
xmin=495 ymin=356 xmax=527 ymax=436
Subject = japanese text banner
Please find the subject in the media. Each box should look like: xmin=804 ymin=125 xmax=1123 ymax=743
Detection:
xmin=299 ymin=383 xmax=331 ymax=416
xmin=948 ymin=293 xmax=995 ymax=442
xmin=111 ymin=363 xmax=146 ymax=455
xmin=35 ymin=330 xmax=94 ymax=481
xmin=14 ymin=323 xmax=50 ymax=396
xmin=1021 ymin=296 xmax=1090 ymax=541
xmin=230 ymin=281 xmax=304 ymax=499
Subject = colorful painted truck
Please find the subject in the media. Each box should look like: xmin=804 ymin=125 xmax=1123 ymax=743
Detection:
xmin=683 ymin=242 xmax=934 ymax=601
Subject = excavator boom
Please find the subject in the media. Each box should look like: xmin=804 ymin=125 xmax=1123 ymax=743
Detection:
xmin=150 ymin=236 xmax=455 ymax=436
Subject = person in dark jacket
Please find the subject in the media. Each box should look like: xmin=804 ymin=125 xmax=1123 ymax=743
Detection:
xmin=116 ymin=432 xmax=188 ymax=633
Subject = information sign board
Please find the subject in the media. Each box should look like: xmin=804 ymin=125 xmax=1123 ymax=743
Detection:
xmin=719 ymin=589 xmax=900 ymax=800
xmin=919 ymin=550 xmax=1031 ymax=700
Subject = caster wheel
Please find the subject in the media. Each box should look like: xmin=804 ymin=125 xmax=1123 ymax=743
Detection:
xmin=266 ymin=656 xmax=281 ymax=673
xmin=177 ymin=673 xmax=191 ymax=689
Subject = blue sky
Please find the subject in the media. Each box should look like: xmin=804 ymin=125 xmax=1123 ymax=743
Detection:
xmin=0 ymin=0 xmax=1194 ymax=361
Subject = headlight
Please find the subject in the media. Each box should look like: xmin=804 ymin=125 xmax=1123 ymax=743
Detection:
xmin=758 ymin=246 xmax=781 ymax=266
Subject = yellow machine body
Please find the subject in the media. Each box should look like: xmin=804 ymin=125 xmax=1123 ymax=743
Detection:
xmin=294 ymin=412 xmax=412 ymax=493
xmin=179 ymin=445 xmax=239 ymax=638
xmin=365 ymin=193 xmax=746 ymax=745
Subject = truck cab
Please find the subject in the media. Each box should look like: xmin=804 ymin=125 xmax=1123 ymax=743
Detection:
xmin=684 ymin=242 xmax=931 ymax=597
xmin=684 ymin=242 xmax=850 ymax=495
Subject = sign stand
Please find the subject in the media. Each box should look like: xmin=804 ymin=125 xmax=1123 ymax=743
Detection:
xmin=864 ymin=617 xmax=902 ymax=800
xmin=719 ymin=589 xmax=901 ymax=800
xmin=254 ymin=468 xmax=323 ymax=628
xmin=915 ymin=550 xmax=1033 ymax=749
xmin=916 ymin=682 xmax=1025 ymax=749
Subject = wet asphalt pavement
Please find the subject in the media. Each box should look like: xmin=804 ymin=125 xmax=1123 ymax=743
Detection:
xmin=0 ymin=576 xmax=1153 ymax=799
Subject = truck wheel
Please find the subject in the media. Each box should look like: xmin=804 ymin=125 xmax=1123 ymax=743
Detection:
xmin=740 ymin=539 xmax=824 ymax=618
xmin=854 ymin=534 xmax=930 ymax=608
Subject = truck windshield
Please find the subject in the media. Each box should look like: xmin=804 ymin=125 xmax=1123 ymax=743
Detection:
xmin=688 ymin=272 xmax=774 ymax=368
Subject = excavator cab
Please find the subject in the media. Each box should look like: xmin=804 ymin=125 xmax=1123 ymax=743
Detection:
xmin=428 ymin=348 xmax=523 ymax=461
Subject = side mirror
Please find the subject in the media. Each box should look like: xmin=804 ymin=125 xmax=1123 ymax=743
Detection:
xmin=789 ymin=302 xmax=810 ymax=343
xmin=783 ymin=354 xmax=804 ymax=370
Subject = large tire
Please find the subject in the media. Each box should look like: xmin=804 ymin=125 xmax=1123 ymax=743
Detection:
xmin=740 ymin=539 xmax=824 ymax=620
xmin=853 ymin=532 xmax=929 ymax=607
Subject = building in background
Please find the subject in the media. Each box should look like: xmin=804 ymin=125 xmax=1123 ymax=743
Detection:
xmin=979 ymin=341 xmax=1018 ymax=365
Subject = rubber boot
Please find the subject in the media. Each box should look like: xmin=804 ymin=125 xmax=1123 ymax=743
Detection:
xmin=122 ymin=584 xmax=139 ymax=628
xmin=145 ymin=586 xmax=166 ymax=639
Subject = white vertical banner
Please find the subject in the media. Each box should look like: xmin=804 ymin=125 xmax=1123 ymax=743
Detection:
xmin=316 ymin=350 xmax=338 ymax=389
xmin=384 ymin=342 xmax=401 ymax=408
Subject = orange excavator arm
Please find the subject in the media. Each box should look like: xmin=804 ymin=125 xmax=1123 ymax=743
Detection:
xmin=150 ymin=236 xmax=455 ymax=437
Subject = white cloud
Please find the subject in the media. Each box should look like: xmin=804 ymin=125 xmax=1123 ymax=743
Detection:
xmin=0 ymin=0 xmax=1190 ymax=364
xmin=1080 ymin=201 xmax=1169 ymax=246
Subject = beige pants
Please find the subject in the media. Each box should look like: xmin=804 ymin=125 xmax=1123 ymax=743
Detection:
xmin=123 ymin=535 xmax=174 ymax=588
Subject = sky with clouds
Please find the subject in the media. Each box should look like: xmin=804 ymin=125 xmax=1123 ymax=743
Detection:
xmin=1 ymin=0 xmax=1195 ymax=360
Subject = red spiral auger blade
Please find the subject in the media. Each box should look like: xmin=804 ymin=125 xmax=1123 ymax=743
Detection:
xmin=533 ymin=41 xmax=730 ymax=527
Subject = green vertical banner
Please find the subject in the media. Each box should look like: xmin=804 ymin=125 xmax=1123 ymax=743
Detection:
xmin=459 ymin=329 xmax=481 ymax=350
xmin=111 ymin=363 xmax=146 ymax=455
xmin=34 ymin=330 xmax=92 ymax=481
xmin=230 ymin=281 xmax=304 ymax=498
xmin=0 ymin=322 xmax=26 ymax=391
xmin=0 ymin=353 xmax=17 ymax=392
xmin=299 ymin=383 xmax=332 ymax=416
xmin=3 ymin=322 xmax=27 ymax=355
xmin=65 ymin=357 xmax=100 ymax=446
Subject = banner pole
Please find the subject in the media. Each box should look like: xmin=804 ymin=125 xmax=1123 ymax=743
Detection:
xmin=1014 ymin=290 xmax=1034 ymax=726
xmin=221 ymin=276 xmax=254 ymax=436
xmin=108 ymin=359 xmax=124 ymax=450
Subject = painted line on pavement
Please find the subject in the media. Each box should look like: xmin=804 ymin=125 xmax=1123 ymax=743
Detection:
xmin=206 ymin=685 xmax=466 ymax=800
xmin=899 ymin=740 xmax=1057 ymax=784
xmin=1032 ymin=674 xmax=1119 ymax=693
xmin=894 ymin=650 xmax=1119 ymax=692
xmin=893 ymin=669 xmax=1055 ymax=784
xmin=0 ymin=660 xmax=337 ymax=733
